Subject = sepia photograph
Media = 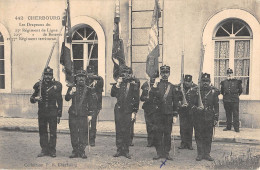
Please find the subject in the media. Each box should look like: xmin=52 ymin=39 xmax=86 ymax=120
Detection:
xmin=0 ymin=0 xmax=260 ymax=169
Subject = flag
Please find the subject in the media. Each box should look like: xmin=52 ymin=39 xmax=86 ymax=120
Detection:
xmin=146 ymin=0 xmax=161 ymax=78
xmin=60 ymin=0 xmax=74 ymax=86
xmin=112 ymin=0 xmax=126 ymax=80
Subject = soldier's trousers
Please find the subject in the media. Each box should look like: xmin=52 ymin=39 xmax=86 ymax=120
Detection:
xmin=224 ymin=102 xmax=239 ymax=130
xmin=114 ymin=104 xmax=131 ymax=154
xmin=69 ymin=115 xmax=88 ymax=154
xmin=179 ymin=110 xmax=193 ymax=147
xmin=89 ymin=110 xmax=100 ymax=144
xmin=144 ymin=111 xmax=154 ymax=145
xmin=194 ymin=117 xmax=213 ymax=157
xmin=129 ymin=120 xmax=134 ymax=145
xmin=154 ymin=114 xmax=174 ymax=156
xmin=38 ymin=116 xmax=57 ymax=154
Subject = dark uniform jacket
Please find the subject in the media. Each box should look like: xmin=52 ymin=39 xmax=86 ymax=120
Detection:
xmin=111 ymin=78 xmax=140 ymax=113
xmin=65 ymin=85 xmax=97 ymax=117
xmin=179 ymin=83 xmax=198 ymax=112
xmin=30 ymin=80 xmax=63 ymax=117
xmin=86 ymin=76 xmax=104 ymax=110
xmin=140 ymin=81 xmax=160 ymax=114
xmin=150 ymin=80 xmax=180 ymax=116
xmin=220 ymin=79 xmax=242 ymax=103
xmin=200 ymin=86 xmax=220 ymax=121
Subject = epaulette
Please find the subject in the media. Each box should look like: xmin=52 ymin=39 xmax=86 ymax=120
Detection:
xmin=33 ymin=81 xmax=41 ymax=90
xmin=211 ymin=86 xmax=220 ymax=95
xmin=141 ymin=81 xmax=149 ymax=90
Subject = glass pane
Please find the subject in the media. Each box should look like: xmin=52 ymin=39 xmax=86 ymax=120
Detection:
xmin=234 ymin=41 xmax=250 ymax=59
xmin=214 ymin=59 xmax=229 ymax=76
xmin=236 ymin=27 xmax=250 ymax=36
xmin=0 ymin=75 xmax=5 ymax=89
xmin=89 ymin=60 xmax=98 ymax=75
xmin=233 ymin=20 xmax=245 ymax=34
xmin=0 ymin=60 xmax=4 ymax=74
xmin=72 ymin=28 xmax=84 ymax=40
xmin=86 ymin=27 xmax=97 ymax=40
xmin=72 ymin=44 xmax=83 ymax=59
xmin=214 ymin=77 xmax=226 ymax=90
xmin=73 ymin=60 xmax=84 ymax=71
xmin=236 ymin=77 xmax=249 ymax=95
xmin=214 ymin=41 xmax=229 ymax=58
xmin=0 ymin=32 xmax=3 ymax=42
xmin=222 ymin=21 xmax=232 ymax=34
xmin=216 ymin=27 xmax=229 ymax=37
xmin=0 ymin=45 xmax=4 ymax=59
xmin=88 ymin=44 xmax=98 ymax=59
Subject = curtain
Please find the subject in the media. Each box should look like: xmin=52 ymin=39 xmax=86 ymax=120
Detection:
xmin=234 ymin=40 xmax=250 ymax=95
xmin=214 ymin=41 xmax=229 ymax=89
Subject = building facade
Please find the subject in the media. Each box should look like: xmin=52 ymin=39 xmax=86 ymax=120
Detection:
xmin=0 ymin=0 xmax=260 ymax=127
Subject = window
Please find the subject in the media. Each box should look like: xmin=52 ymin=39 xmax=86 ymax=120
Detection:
xmin=213 ymin=19 xmax=251 ymax=95
xmin=72 ymin=25 xmax=98 ymax=74
xmin=0 ymin=32 xmax=4 ymax=89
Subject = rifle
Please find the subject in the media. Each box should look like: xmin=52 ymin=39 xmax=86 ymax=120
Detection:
xmin=38 ymin=41 xmax=58 ymax=98
xmin=197 ymin=44 xmax=206 ymax=110
xmin=180 ymin=50 xmax=188 ymax=107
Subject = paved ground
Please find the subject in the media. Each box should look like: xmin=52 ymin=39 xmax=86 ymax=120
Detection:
xmin=0 ymin=130 xmax=259 ymax=169
xmin=0 ymin=117 xmax=260 ymax=145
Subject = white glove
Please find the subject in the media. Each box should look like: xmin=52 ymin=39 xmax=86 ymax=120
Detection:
xmin=88 ymin=116 xmax=92 ymax=122
xmin=93 ymin=80 xmax=97 ymax=86
xmin=131 ymin=112 xmax=136 ymax=120
xmin=34 ymin=96 xmax=42 ymax=101
xmin=116 ymin=77 xmax=123 ymax=88
xmin=153 ymin=78 xmax=160 ymax=88
xmin=173 ymin=116 xmax=177 ymax=124
xmin=70 ymin=87 xmax=76 ymax=95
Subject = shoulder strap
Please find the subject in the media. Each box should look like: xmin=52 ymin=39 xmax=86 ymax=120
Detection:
xmin=79 ymin=85 xmax=88 ymax=107
xmin=125 ymin=82 xmax=130 ymax=97
xmin=163 ymin=84 xmax=171 ymax=100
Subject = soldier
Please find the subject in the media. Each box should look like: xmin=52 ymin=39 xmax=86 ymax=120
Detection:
xmin=86 ymin=65 xmax=104 ymax=146
xmin=30 ymin=66 xmax=62 ymax=157
xmin=194 ymin=73 xmax=219 ymax=161
xmin=111 ymin=65 xmax=140 ymax=159
xmin=220 ymin=68 xmax=242 ymax=132
xmin=140 ymin=76 xmax=159 ymax=147
xmin=65 ymin=69 xmax=97 ymax=159
xmin=150 ymin=65 xmax=180 ymax=160
xmin=178 ymin=75 xmax=198 ymax=150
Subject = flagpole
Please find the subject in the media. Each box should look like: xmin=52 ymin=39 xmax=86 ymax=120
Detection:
xmin=128 ymin=0 xmax=132 ymax=68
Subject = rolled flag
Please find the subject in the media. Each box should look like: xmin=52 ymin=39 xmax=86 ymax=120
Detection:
xmin=112 ymin=0 xmax=126 ymax=81
xmin=146 ymin=0 xmax=161 ymax=78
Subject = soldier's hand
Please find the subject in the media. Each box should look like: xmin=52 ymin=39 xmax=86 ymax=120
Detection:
xmin=116 ymin=77 xmax=123 ymax=87
xmin=70 ymin=87 xmax=76 ymax=95
xmin=131 ymin=112 xmax=136 ymax=121
xmin=172 ymin=116 xmax=177 ymax=124
xmin=182 ymin=103 xmax=188 ymax=107
xmin=197 ymin=106 xmax=204 ymax=111
xmin=88 ymin=116 xmax=92 ymax=122
xmin=214 ymin=120 xmax=218 ymax=126
xmin=34 ymin=96 xmax=42 ymax=102
xmin=57 ymin=117 xmax=60 ymax=124
xmin=153 ymin=78 xmax=160 ymax=88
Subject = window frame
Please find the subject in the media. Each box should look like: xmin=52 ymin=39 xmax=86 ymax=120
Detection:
xmin=59 ymin=16 xmax=106 ymax=95
xmin=0 ymin=23 xmax=11 ymax=93
xmin=202 ymin=9 xmax=260 ymax=100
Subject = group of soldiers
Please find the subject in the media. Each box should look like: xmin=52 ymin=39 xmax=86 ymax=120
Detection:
xmin=30 ymin=65 xmax=103 ymax=159
xmin=30 ymin=64 xmax=242 ymax=161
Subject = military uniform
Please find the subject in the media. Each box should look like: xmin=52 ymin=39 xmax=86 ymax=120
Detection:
xmin=140 ymin=80 xmax=160 ymax=147
xmin=150 ymin=65 xmax=180 ymax=160
xmin=111 ymin=66 xmax=140 ymax=158
xmin=65 ymin=69 xmax=97 ymax=158
xmin=194 ymin=73 xmax=219 ymax=161
xmin=86 ymin=65 xmax=104 ymax=146
xmin=220 ymin=68 xmax=242 ymax=132
xmin=30 ymin=67 xmax=63 ymax=157
xmin=178 ymin=75 xmax=198 ymax=150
